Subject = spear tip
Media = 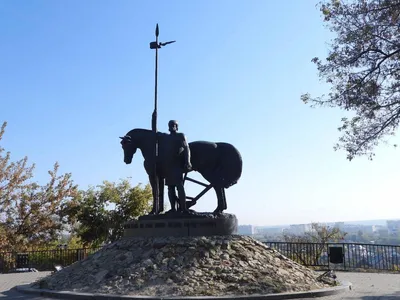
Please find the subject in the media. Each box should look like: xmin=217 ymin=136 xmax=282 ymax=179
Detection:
xmin=155 ymin=24 xmax=159 ymax=37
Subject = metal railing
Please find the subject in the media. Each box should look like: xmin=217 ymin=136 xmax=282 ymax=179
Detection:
xmin=0 ymin=247 xmax=102 ymax=273
xmin=264 ymin=242 xmax=400 ymax=272
xmin=2 ymin=242 xmax=400 ymax=273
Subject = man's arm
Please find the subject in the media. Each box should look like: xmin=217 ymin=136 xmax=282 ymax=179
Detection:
xmin=180 ymin=133 xmax=191 ymax=169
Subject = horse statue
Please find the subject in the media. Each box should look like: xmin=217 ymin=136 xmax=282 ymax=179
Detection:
xmin=120 ymin=128 xmax=242 ymax=215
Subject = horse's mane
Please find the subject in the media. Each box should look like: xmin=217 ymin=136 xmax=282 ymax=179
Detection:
xmin=126 ymin=128 xmax=169 ymax=141
xmin=125 ymin=128 xmax=152 ymax=139
xmin=126 ymin=128 xmax=150 ymax=135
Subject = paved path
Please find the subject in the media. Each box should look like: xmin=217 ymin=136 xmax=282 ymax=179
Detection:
xmin=0 ymin=272 xmax=52 ymax=299
xmin=304 ymin=272 xmax=400 ymax=300
xmin=0 ymin=271 xmax=399 ymax=299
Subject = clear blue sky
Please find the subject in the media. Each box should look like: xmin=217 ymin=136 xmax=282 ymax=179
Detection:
xmin=1 ymin=1 xmax=400 ymax=226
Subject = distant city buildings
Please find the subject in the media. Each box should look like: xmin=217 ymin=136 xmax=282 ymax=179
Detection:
xmin=237 ymin=219 xmax=399 ymax=243
xmin=334 ymin=222 xmax=345 ymax=230
xmin=342 ymin=224 xmax=363 ymax=234
xmin=374 ymin=226 xmax=388 ymax=237
xmin=287 ymin=224 xmax=313 ymax=235
xmin=237 ymin=225 xmax=254 ymax=235
xmin=387 ymin=220 xmax=400 ymax=235
xmin=255 ymin=227 xmax=284 ymax=235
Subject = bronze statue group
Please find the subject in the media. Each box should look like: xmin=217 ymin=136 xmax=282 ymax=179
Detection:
xmin=120 ymin=120 xmax=242 ymax=216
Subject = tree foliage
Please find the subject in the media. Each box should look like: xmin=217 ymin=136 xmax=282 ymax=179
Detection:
xmin=63 ymin=180 xmax=152 ymax=247
xmin=283 ymin=223 xmax=347 ymax=243
xmin=0 ymin=122 xmax=78 ymax=252
xmin=0 ymin=121 xmax=153 ymax=253
xmin=302 ymin=0 xmax=400 ymax=160
xmin=0 ymin=123 xmax=34 ymax=210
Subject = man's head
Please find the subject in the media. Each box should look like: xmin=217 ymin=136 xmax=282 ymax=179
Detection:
xmin=168 ymin=120 xmax=178 ymax=133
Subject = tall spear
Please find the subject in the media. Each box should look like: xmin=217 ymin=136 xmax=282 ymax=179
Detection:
xmin=149 ymin=24 xmax=175 ymax=214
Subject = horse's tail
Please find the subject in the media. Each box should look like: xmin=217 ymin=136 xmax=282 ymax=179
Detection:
xmin=215 ymin=142 xmax=243 ymax=189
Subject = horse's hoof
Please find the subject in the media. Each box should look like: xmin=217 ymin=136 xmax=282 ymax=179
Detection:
xmin=213 ymin=209 xmax=222 ymax=216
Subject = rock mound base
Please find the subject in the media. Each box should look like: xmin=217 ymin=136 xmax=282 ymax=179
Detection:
xmin=33 ymin=235 xmax=334 ymax=297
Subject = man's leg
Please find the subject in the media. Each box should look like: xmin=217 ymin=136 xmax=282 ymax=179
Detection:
xmin=176 ymin=182 xmax=188 ymax=213
xmin=167 ymin=185 xmax=178 ymax=212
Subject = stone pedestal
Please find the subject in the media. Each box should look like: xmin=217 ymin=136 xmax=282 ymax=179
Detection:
xmin=123 ymin=212 xmax=238 ymax=237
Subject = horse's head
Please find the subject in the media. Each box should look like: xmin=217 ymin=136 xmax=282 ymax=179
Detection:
xmin=119 ymin=135 xmax=137 ymax=164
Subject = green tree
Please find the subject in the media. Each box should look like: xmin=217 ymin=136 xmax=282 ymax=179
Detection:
xmin=63 ymin=180 xmax=152 ymax=247
xmin=283 ymin=223 xmax=347 ymax=266
xmin=302 ymin=0 xmax=400 ymax=160
xmin=0 ymin=121 xmax=78 ymax=252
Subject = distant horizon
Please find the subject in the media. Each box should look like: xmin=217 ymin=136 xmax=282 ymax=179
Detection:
xmin=240 ymin=218 xmax=400 ymax=228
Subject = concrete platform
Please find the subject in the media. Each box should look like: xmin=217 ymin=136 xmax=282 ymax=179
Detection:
xmin=2 ymin=271 xmax=399 ymax=299
xmin=15 ymin=281 xmax=352 ymax=299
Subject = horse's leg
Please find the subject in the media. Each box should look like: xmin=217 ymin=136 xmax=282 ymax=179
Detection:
xmin=148 ymin=175 xmax=158 ymax=214
xmin=158 ymin=176 xmax=164 ymax=213
xmin=213 ymin=186 xmax=223 ymax=215
xmin=221 ymin=188 xmax=227 ymax=210
xmin=213 ymin=186 xmax=227 ymax=215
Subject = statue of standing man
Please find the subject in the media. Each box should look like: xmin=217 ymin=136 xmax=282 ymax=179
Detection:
xmin=165 ymin=120 xmax=192 ymax=213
